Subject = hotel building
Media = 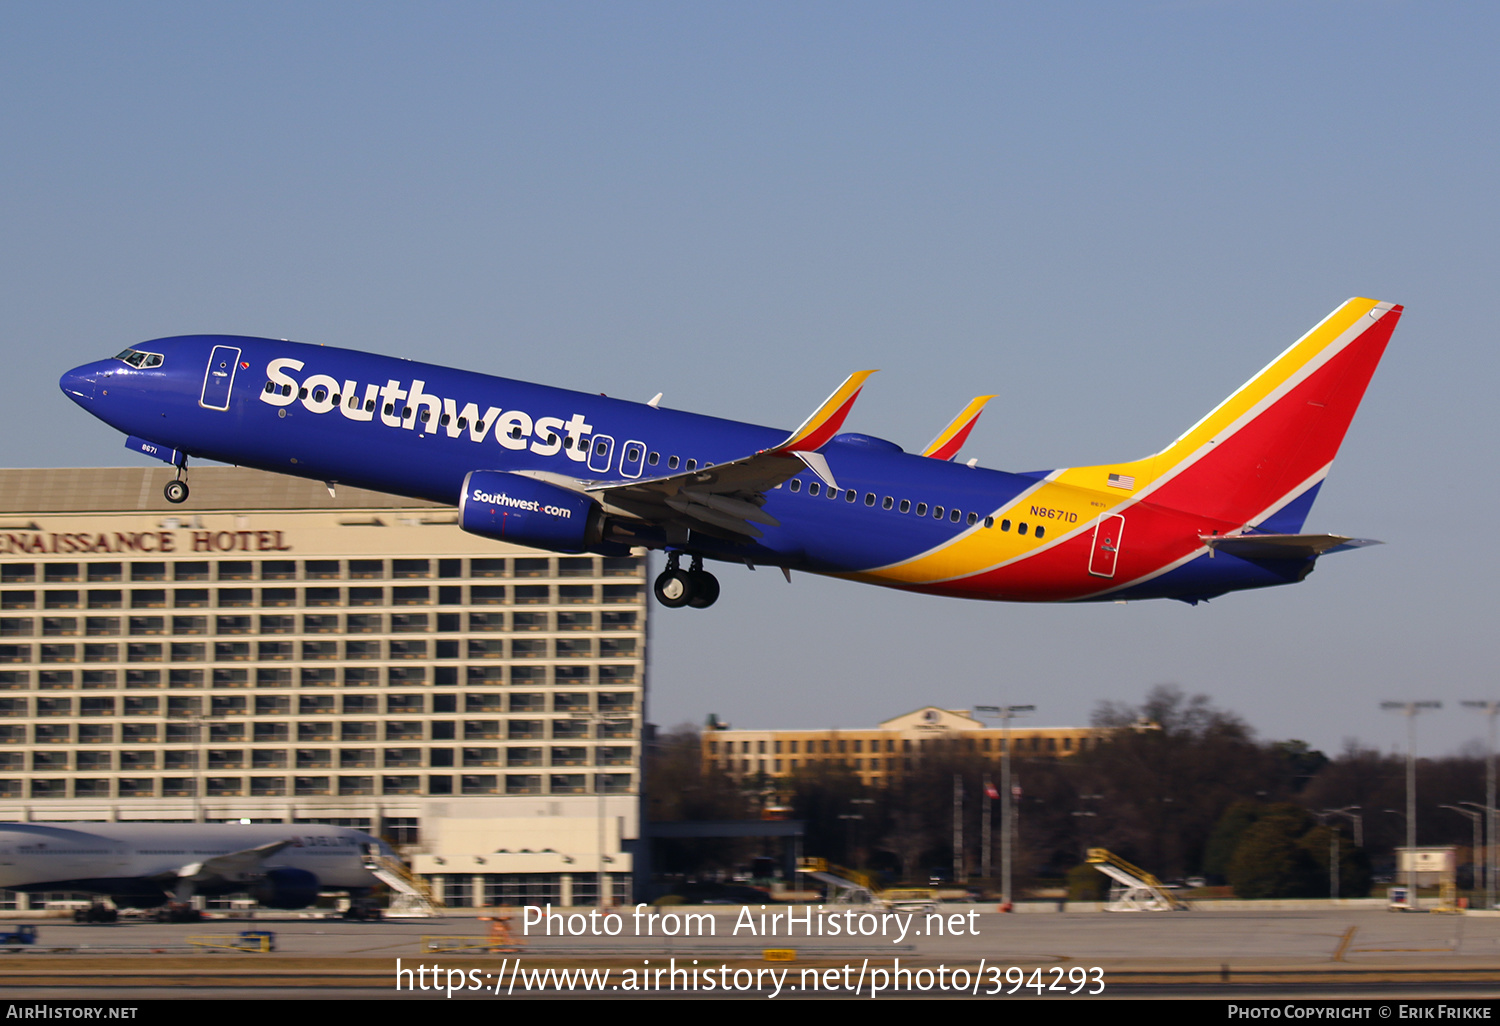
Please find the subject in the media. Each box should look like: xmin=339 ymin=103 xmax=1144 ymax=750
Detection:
xmin=0 ymin=466 xmax=648 ymax=906
xmin=704 ymin=706 xmax=1119 ymax=790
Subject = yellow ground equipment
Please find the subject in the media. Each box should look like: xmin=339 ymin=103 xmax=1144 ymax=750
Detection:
xmin=1086 ymin=848 xmax=1189 ymax=912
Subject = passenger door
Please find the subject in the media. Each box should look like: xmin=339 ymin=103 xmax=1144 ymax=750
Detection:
xmin=199 ymin=346 xmax=241 ymax=411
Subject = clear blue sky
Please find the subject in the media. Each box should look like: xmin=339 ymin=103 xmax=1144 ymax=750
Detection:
xmin=4 ymin=2 xmax=1497 ymax=758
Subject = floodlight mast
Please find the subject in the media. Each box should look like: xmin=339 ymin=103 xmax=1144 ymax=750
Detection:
xmin=976 ymin=703 xmax=1034 ymax=910
xmin=1382 ymin=701 xmax=1441 ymax=909
xmin=1441 ymin=805 xmax=1482 ymax=903
xmin=1319 ymin=806 xmax=1361 ymax=900
xmin=1461 ymin=701 xmax=1498 ymax=910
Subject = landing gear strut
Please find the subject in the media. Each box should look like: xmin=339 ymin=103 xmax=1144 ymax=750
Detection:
xmin=686 ymin=555 xmax=720 ymax=608
xmin=163 ymin=461 xmax=189 ymax=504
xmin=654 ymin=553 xmax=719 ymax=609
xmin=73 ymin=900 xmax=118 ymax=923
xmin=153 ymin=903 xmax=203 ymax=923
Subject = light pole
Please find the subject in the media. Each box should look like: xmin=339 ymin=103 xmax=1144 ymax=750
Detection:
xmin=952 ymin=775 xmax=963 ymax=885
xmin=1382 ymin=701 xmax=1440 ymax=909
xmin=1462 ymin=701 xmax=1498 ymax=910
xmin=977 ymin=703 xmax=1034 ymax=909
xmin=981 ymin=773 xmax=994 ymax=880
xmin=1072 ymin=794 xmax=1102 ymax=868
xmin=1461 ymin=801 xmax=1496 ymax=910
xmin=1319 ymin=806 xmax=1361 ymax=900
xmin=852 ymin=792 xmax=876 ymax=864
xmin=1442 ymin=805 xmax=1482 ymax=903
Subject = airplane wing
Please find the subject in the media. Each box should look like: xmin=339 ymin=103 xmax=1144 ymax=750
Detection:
xmin=920 ymin=395 xmax=994 ymax=460
xmin=161 ymin=839 xmax=293 ymax=901
xmin=581 ymin=370 xmax=876 ymax=541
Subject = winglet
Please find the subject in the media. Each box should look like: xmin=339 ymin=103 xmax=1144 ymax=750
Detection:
xmin=765 ymin=370 xmax=877 ymax=455
xmin=921 ymin=395 xmax=995 ymax=460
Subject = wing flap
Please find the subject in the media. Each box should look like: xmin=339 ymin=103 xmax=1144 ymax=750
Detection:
xmin=587 ymin=370 xmax=875 ymax=539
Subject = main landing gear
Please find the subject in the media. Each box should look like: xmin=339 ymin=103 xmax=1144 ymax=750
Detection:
xmin=164 ymin=462 xmax=189 ymax=504
xmin=654 ymin=553 xmax=720 ymax=609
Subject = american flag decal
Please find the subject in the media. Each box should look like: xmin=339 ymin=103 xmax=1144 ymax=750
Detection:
xmin=1107 ymin=473 xmax=1135 ymax=490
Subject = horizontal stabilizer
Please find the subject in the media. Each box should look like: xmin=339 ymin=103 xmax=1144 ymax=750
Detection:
xmin=1201 ymin=533 xmax=1381 ymax=559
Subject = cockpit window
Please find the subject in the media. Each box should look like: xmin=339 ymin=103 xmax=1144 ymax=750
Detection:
xmin=114 ymin=348 xmax=164 ymax=369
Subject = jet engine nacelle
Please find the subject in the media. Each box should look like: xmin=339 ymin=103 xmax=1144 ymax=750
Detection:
xmin=249 ymin=867 xmax=321 ymax=910
xmin=459 ymin=471 xmax=603 ymax=553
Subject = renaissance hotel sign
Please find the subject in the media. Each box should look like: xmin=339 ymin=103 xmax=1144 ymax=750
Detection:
xmin=0 ymin=530 xmax=295 ymax=555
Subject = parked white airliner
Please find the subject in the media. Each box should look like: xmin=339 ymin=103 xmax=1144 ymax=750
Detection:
xmin=0 ymin=822 xmax=393 ymax=909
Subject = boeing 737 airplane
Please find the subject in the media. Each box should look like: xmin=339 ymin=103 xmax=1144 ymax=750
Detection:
xmin=0 ymin=822 xmax=393 ymax=910
xmin=59 ymin=297 xmax=1401 ymax=608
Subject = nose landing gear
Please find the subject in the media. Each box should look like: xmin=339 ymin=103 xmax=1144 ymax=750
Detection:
xmin=654 ymin=553 xmax=720 ymax=609
xmin=163 ymin=458 xmax=190 ymax=504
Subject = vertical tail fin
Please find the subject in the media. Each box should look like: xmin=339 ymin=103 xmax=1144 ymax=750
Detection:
xmin=1061 ymin=298 xmax=1401 ymax=530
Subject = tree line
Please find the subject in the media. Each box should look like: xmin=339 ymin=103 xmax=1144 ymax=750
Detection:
xmin=646 ymin=686 xmax=1495 ymax=899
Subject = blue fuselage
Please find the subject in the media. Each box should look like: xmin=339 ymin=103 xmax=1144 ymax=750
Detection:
xmin=62 ymin=335 xmax=1045 ymax=577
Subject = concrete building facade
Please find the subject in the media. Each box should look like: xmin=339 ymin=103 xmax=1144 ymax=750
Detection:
xmin=0 ymin=467 xmax=647 ymax=906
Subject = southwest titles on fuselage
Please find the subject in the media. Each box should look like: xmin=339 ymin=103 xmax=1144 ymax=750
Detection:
xmin=262 ymin=358 xmax=597 ymax=460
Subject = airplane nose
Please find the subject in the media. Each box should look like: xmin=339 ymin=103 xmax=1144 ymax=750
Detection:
xmin=60 ymin=363 xmax=102 ymax=403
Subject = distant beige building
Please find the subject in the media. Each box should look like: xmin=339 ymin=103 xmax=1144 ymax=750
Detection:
xmin=0 ymin=466 xmax=647 ymax=907
xmin=703 ymin=706 xmax=1115 ymax=787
